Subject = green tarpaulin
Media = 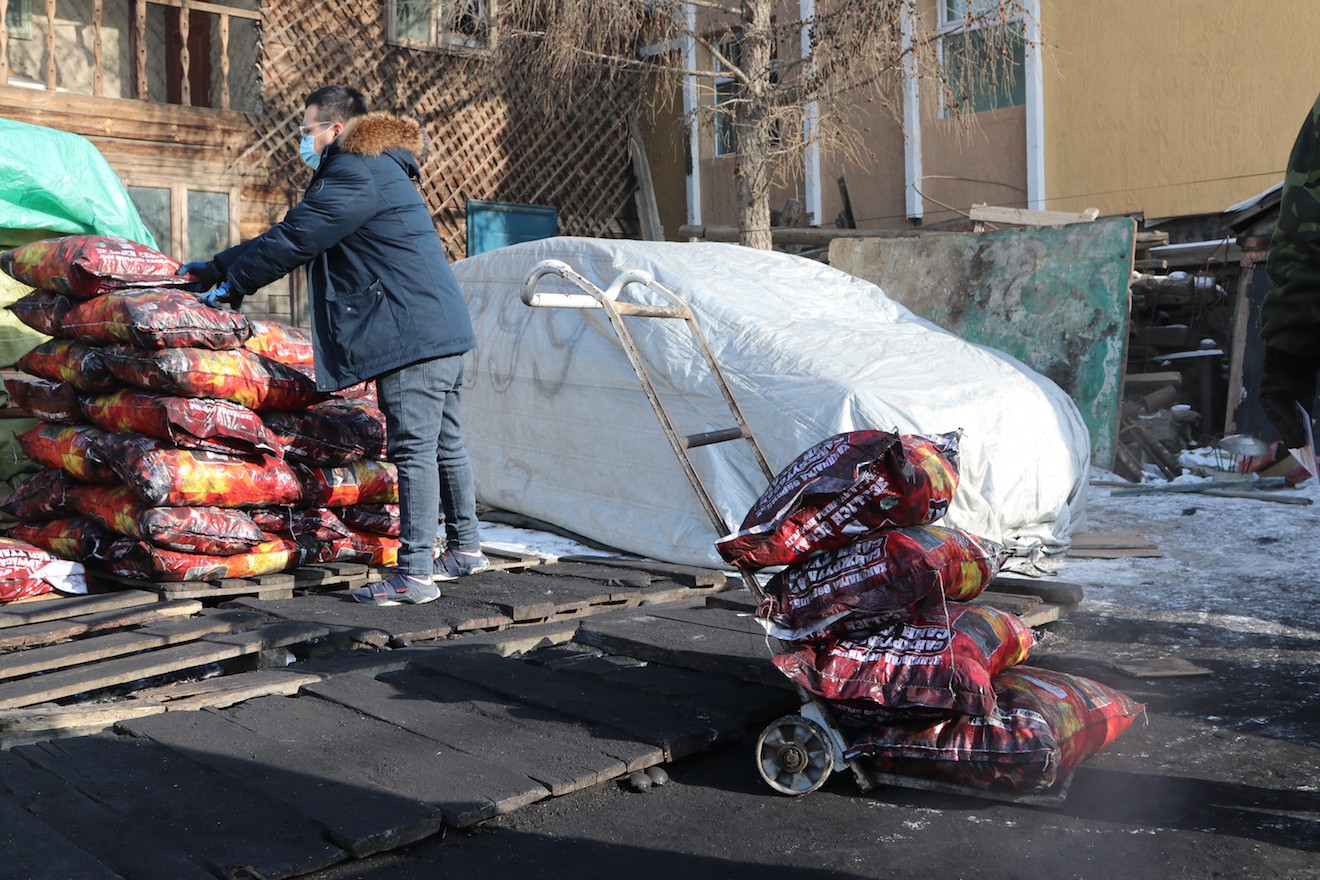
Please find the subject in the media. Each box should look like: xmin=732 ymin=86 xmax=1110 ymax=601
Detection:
xmin=0 ymin=116 xmax=155 ymax=248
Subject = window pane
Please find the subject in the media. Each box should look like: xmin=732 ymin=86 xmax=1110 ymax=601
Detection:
xmin=6 ymin=0 xmax=32 ymax=40
xmin=946 ymin=0 xmax=1002 ymax=18
xmin=944 ymin=24 xmax=1025 ymax=113
xmin=396 ymin=0 xmax=433 ymax=42
xmin=715 ymin=80 xmax=738 ymax=157
xmin=126 ymin=186 xmax=171 ymax=252
xmin=187 ymin=190 xmax=230 ymax=263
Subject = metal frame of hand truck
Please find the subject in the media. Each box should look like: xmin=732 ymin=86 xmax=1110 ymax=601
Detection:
xmin=520 ymin=259 xmax=1071 ymax=805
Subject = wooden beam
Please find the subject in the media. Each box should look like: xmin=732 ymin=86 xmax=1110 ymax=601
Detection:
xmin=44 ymin=0 xmax=56 ymax=90
xmin=178 ymin=0 xmax=190 ymax=106
xmin=92 ymin=0 xmax=102 ymax=96
xmin=218 ymin=11 xmax=229 ymax=111
xmin=969 ymin=204 xmax=1100 ymax=227
xmin=0 ymin=0 xmax=8 ymax=85
xmin=135 ymin=0 xmax=147 ymax=100
xmin=147 ymin=0 xmax=260 ymax=20
xmin=1223 ymin=257 xmax=1258 ymax=434
xmin=678 ymin=224 xmax=930 ymax=246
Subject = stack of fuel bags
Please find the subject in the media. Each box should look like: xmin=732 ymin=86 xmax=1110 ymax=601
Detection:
xmin=0 ymin=234 xmax=401 ymax=582
xmin=717 ymin=430 xmax=1143 ymax=794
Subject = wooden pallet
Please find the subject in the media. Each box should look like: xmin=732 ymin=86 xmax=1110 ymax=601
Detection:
xmin=86 ymin=543 xmax=549 ymax=603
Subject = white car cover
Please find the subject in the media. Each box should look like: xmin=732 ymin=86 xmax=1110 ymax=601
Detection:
xmin=452 ymin=237 xmax=1089 ymax=569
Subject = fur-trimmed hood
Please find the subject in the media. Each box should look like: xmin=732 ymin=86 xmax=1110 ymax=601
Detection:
xmin=339 ymin=112 xmax=425 ymax=160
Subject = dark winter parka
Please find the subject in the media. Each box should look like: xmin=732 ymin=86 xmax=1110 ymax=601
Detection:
xmin=214 ymin=112 xmax=474 ymax=392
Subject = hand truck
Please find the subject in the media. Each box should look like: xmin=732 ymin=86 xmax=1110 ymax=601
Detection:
xmin=520 ymin=259 xmax=1071 ymax=805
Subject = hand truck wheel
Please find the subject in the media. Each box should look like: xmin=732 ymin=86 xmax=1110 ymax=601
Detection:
xmin=755 ymin=714 xmax=833 ymax=795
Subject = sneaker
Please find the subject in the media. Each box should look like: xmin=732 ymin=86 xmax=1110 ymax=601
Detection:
xmin=433 ymin=548 xmax=490 ymax=582
xmin=352 ymin=572 xmax=440 ymax=606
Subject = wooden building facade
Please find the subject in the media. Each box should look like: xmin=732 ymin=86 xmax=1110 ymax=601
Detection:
xmin=0 ymin=0 xmax=642 ymax=323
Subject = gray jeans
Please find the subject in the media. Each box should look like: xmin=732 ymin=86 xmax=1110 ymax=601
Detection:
xmin=375 ymin=354 xmax=479 ymax=576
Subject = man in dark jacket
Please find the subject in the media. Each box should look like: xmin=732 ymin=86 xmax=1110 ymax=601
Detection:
xmin=1260 ymin=90 xmax=1320 ymax=452
xmin=182 ymin=84 xmax=487 ymax=605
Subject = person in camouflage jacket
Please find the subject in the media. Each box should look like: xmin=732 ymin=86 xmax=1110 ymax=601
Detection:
xmin=1261 ymin=91 xmax=1320 ymax=448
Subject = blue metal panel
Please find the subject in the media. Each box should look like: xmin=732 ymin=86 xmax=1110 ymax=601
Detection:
xmin=466 ymin=200 xmax=558 ymax=256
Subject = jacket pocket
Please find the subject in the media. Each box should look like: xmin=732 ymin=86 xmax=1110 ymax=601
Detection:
xmin=329 ymin=278 xmax=398 ymax=371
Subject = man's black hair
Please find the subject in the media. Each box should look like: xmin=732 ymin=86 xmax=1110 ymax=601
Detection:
xmin=305 ymin=84 xmax=369 ymax=122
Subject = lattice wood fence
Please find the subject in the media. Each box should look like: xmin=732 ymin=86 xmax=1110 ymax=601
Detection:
xmin=240 ymin=0 xmax=642 ymax=261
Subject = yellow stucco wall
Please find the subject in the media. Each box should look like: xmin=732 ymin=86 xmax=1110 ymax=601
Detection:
xmin=1042 ymin=0 xmax=1320 ymax=219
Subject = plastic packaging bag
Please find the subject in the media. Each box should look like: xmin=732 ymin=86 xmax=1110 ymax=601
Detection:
xmin=18 ymin=423 xmax=118 ymax=482
xmin=243 ymin=320 xmax=314 ymax=365
xmin=716 ymin=431 xmax=960 ymax=570
xmin=772 ymin=602 xmax=1034 ymax=720
xmin=60 ymin=288 xmax=252 ymax=350
xmin=0 ymin=536 xmax=87 ymax=602
xmin=67 ymin=483 xmax=267 ymax=556
xmin=0 ymin=234 xmax=184 ymax=299
xmin=757 ymin=526 xmax=1007 ymax=641
xmin=102 ymin=345 xmax=327 ymax=412
xmin=16 ymin=338 xmax=117 ymax=393
xmin=3 ymin=377 xmax=85 ymax=423
xmin=844 ymin=666 xmax=1145 ymax=792
xmin=83 ymin=388 xmax=280 ymax=458
xmin=91 ymin=432 xmax=302 ymax=508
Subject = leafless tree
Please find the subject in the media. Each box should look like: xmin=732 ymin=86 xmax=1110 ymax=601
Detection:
xmin=498 ymin=0 xmax=1030 ymax=249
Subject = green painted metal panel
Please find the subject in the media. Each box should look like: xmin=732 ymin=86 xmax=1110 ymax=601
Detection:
xmin=830 ymin=217 xmax=1135 ymax=466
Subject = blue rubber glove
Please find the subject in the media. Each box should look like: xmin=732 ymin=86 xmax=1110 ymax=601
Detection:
xmin=199 ymin=281 xmax=237 ymax=308
xmin=177 ymin=260 xmax=223 ymax=293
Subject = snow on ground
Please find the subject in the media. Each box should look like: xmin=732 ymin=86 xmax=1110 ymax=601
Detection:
xmin=1053 ymin=462 xmax=1320 ymax=637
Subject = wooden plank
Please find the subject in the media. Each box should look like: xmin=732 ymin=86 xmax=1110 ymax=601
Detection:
xmin=89 ymin=571 xmax=300 ymax=601
xmin=830 ymin=217 xmax=1135 ymax=466
xmin=527 ymin=645 xmax=796 ymax=729
xmin=574 ymin=607 xmax=786 ymax=688
xmin=225 ymin=591 xmax=516 ymax=643
xmin=0 ymin=620 xmax=326 ymax=709
xmin=0 ymin=589 xmax=159 ymax=629
xmin=0 ymin=790 xmax=126 ymax=880
xmin=1201 ymin=487 xmax=1311 ymax=505
xmin=135 ymin=668 xmax=324 ymax=710
xmin=0 ymin=750 xmax=216 ymax=879
xmin=216 ymin=691 xmax=550 ymax=827
xmin=973 ymin=591 xmax=1042 ymax=616
xmin=0 ymin=609 xmax=265 ymax=681
xmin=121 ymin=707 xmax=444 ymax=858
xmin=990 ymin=575 xmax=1085 ymax=607
xmin=555 ymin=555 xmax=728 ymax=587
xmin=1111 ymin=657 xmax=1214 ymax=678
xmin=0 ymin=599 xmax=203 ymax=651
xmin=462 ymin=569 xmax=641 ymax=620
xmin=18 ymin=734 xmax=349 ymax=878
xmin=408 ymin=651 xmax=738 ymax=761
xmin=1067 ymin=547 xmax=1164 ymax=559
xmin=307 ymin=673 xmax=613 ymax=799
xmin=1016 ymin=602 xmax=1063 ymax=629
xmin=380 ymin=667 xmax=663 ymax=775
xmin=1124 ymin=370 xmax=1183 ymax=385
xmin=0 ymin=702 xmax=166 ymax=749
xmin=969 ymin=204 xmax=1099 ymax=227
xmin=1070 ymin=530 xmax=1159 ymax=548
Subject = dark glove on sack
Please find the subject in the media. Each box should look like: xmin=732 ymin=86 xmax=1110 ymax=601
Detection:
xmin=199 ymin=281 xmax=244 ymax=310
xmin=176 ymin=260 xmax=224 ymax=293
xmin=1258 ymin=346 xmax=1320 ymax=448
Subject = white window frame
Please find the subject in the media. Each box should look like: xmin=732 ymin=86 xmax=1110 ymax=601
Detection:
xmin=386 ymin=0 xmax=497 ymax=54
xmin=712 ymin=36 xmax=741 ymax=158
xmin=123 ymin=180 xmax=240 ymax=263
xmin=935 ymin=0 xmax=1027 ymax=118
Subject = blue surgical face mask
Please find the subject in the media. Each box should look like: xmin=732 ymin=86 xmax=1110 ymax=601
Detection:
xmin=299 ymin=134 xmax=321 ymax=170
